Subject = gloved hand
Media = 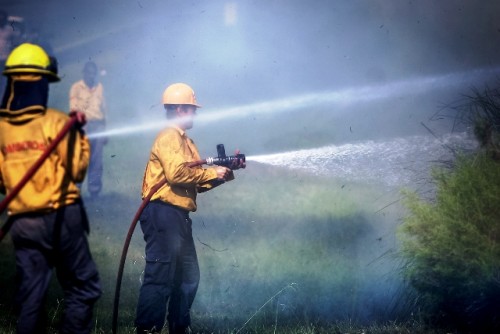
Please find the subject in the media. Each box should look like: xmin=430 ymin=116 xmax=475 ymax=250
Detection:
xmin=230 ymin=149 xmax=246 ymax=170
xmin=69 ymin=110 xmax=87 ymax=129
xmin=215 ymin=166 xmax=231 ymax=181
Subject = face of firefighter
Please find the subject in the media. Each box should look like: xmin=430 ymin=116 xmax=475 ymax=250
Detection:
xmin=83 ymin=63 xmax=98 ymax=88
xmin=175 ymin=105 xmax=197 ymax=130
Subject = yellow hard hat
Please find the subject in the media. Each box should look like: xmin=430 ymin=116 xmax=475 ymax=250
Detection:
xmin=162 ymin=83 xmax=201 ymax=107
xmin=3 ymin=43 xmax=60 ymax=82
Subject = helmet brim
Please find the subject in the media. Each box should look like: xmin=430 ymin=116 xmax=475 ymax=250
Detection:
xmin=3 ymin=67 xmax=60 ymax=82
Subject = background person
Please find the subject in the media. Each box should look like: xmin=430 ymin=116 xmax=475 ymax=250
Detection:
xmin=135 ymin=83 xmax=244 ymax=334
xmin=69 ymin=61 xmax=107 ymax=198
xmin=0 ymin=43 xmax=101 ymax=334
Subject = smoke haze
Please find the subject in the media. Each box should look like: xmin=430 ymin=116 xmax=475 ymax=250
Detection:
xmin=2 ymin=0 xmax=500 ymax=330
xmin=4 ymin=0 xmax=500 ymax=121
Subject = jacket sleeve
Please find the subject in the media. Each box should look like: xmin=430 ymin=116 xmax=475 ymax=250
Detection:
xmin=71 ymin=130 xmax=91 ymax=183
xmin=197 ymin=171 xmax=234 ymax=193
xmin=54 ymin=114 xmax=90 ymax=183
xmin=155 ymin=131 xmax=218 ymax=186
xmin=101 ymin=86 xmax=107 ymax=122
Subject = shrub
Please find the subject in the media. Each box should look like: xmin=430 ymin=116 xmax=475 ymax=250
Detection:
xmin=398 ymin=153 xmax=500 ymax=332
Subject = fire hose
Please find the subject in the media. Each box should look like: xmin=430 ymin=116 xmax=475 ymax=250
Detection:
xmin=112 ymin=144 xmax=245 ymax=333
xmin=0 ymin=114 xmax=80 ymax=242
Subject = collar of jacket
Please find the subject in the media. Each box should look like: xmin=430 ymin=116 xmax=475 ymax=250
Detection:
xmin=0 ymin=75 xmax=48 ymax=124
xmin=171 ymin=124 xmax=186 ymax=137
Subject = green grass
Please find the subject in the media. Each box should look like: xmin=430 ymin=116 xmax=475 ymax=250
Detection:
xmin=0 ymin=156 xmax=416 ymax=333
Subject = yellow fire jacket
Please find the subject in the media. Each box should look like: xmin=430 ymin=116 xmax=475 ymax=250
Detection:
xmin=142 ymin=125 xmax=233 ymax=212
xmin=0 ymin=108 xmax=90 ymax=215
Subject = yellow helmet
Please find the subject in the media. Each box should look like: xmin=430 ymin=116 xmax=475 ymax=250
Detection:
xmin=3 ymin=43 xmax=60 ymax=82
xmin=162 ymin=83 xmax=201 ymax=107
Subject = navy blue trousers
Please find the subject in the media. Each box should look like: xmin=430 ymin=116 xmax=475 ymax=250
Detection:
xmin=86 ymin=120 xmax=106 ymax=196
xmin=135 ymin=200 xmax=200 ymax=333
xmin=9 ymin=202 xmax=101 ymax=334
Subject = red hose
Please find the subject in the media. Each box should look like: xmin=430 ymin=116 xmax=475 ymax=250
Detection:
xmin=111 ymin=179 xmax=166 ymax=333
xmin=0 ymin=115 xmax=79 ymax=242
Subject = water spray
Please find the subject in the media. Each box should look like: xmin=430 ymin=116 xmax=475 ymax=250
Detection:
xmin=245 ymin=132 xmax=477 ymax=187
xmin=89 ymin=66 xmax=500 ymax=140
xmin=112 ymin=144 xmax=245 ymax=334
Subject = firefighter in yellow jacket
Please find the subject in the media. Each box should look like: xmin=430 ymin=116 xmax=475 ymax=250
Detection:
xmin=0 ymin=43 xmax=101 ymax=334
xmin=135 ymin=83 xmax=244 ymax=334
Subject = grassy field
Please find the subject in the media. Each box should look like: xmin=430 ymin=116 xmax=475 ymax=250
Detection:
xmin=0 ymin=3 xmax=483 ymax=329
xmin=0 ymin=100 xmax=452 ymax=333
xmin=0 ymin=141 xmax=426 ymax=333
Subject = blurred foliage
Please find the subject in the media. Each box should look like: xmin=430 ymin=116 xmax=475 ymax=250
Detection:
xmin=432 ymin=84 xmax=500 ymax=160
xmin=399 ymin=84 xmax=500 ymax=333
xmin=399 ymin=154 xmax=500 ymax=331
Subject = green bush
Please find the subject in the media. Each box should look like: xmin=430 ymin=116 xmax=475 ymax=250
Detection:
xmin=398 ymin=153 xmax=500 ymax=332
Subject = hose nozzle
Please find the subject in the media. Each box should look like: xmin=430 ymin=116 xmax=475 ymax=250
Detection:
xmin=206 ymin=144 xmax=246 ymax=170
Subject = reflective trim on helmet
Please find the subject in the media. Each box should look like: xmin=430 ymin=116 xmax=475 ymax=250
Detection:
xmin=3 ymin=67 xmax=60 ymax=82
